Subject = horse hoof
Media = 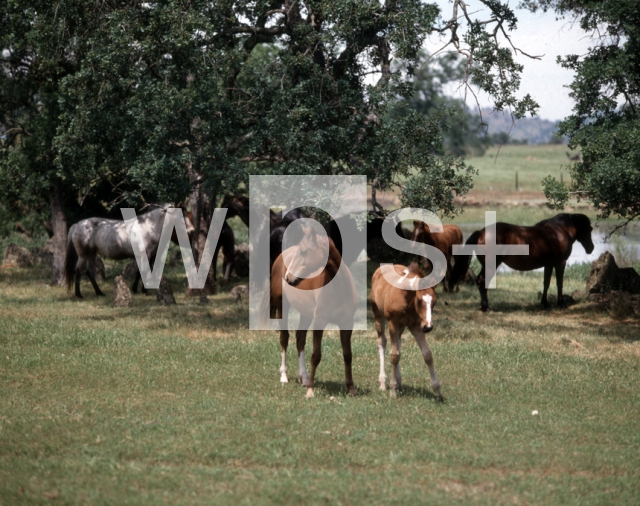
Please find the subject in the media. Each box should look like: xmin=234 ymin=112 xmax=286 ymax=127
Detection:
xmin=379 ymin=384 xmax=386 ymax=392
xmin=305 ymin=388 xmax=315 ymax=398
xmin=435 ymin=394 xmax=444 ymax=403
xmin=348 ymin=386 xmax=357 ymax=397
xmin=280 ymin=375 xmax=288 ymax=384
xmin=390 ymin=389 xmax=397 ymax=399
xmin=96 ymin=293 xmax=106 ymax=297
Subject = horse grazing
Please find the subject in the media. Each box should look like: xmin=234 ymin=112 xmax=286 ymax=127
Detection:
xmin=370 ymin=262 xmax=442 ymax=401
xmin=213 ymin=221 xmax=235 ymax=283
xmin=411 ymin=221 xmax=463 ymax=292
xmin=260 ymin=225 xmax=358 ymax=398
xmin=451 ymin=213 xmax=594 ymax=311
xmin=65 ymin=204 xmax=194 ymax=298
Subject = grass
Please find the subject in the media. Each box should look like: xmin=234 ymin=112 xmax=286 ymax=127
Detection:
xmin=1 ymin=261 xmax=639 ymax=505
xmin=465 ymin=144 xmax=573 ymax=195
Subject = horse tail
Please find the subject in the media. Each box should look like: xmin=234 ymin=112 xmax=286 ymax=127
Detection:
xmin=257 ymin=285 xmax=274 ymax=329
xmin=450 ymin=230 xmax=480 ymax=287
xmin=64 ymin=225 xmax=78 ymax=292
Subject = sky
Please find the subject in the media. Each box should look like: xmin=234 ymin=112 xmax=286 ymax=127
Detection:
xmin=424 ymin=1 xmax=594 ymax=122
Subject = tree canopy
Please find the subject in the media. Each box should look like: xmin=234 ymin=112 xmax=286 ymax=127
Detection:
xmin=529 ymin=0 xmax=640 ymax=228
xmin=2 ymin=0 xmax=540 ymax=219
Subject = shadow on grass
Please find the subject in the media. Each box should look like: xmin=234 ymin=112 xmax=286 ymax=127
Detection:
xmin=313 ymin=380 xmax=373 ymax=397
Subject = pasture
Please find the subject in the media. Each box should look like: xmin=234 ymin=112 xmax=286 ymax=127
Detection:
xmin=1 ymin=259 xmax=639 ymax=505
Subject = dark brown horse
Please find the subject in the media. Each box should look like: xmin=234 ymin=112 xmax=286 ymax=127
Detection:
xmin=370 ymin=262 xmax=442 ymax=400
xmin=451 ymin=213 xmax=594 ymax=311
xmin=411 ymin=221 xmax=463 ymax=292
xmin=260 ymin=225 xmax=358 ymax=398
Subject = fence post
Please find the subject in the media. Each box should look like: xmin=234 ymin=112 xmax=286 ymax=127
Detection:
xmin=515 ymin=171 xmax=518 ymax=190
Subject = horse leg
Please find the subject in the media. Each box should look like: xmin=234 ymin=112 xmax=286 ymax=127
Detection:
xmin=339 ymin=329 xmax=357 ymax=396
xmin=74 ymin=257 xmax=85 ymax=298
xmin=306 ymin=327 xmax=326 ymax=398
xmin=373 ymin=315 xmax=387 ymax=391
xmin=142 ymin=255 xmax=155 ymax=295
xmin=132 ymin=269 xmax=140 ymax=294
xmin=296 ymin=315 xmax=312 ymax=387
xmin=476 ymin=259 xmax=490 ymax=312
xmin=278 ymin=297 xmax=290 ymax=384
xmin=86 ymin=257 xmax=105 ymax=297
xmin=556 ymin=262 xmax=566 ymax=308
xmin=388 ymin=321 xmax=404 ymax=397
xmin=395 ymin=337 xmax=402 ymax=391
xmin=409 ymin=326 xmax=443 ymax=401
xmin=541 ymin=265 xmax=553 ymax=308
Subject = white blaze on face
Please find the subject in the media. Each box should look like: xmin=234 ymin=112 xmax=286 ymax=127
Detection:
xmin=409 ymin=276 xmax=417 ymax=289
xmin=398 ymin=268 xmax=409 ymax=283
xmin=422 ymin=294 xmax=433 ymax=327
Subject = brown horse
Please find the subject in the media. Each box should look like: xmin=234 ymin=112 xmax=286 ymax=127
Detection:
xmin=260 ymin=225 xmax=358 ymax=398
xmin=411 ymin=221 xmax=463 ymax=292
xmin=370 ymin=262 xmax=442 ymax=401
xmin=451 ymin=213 xmax=595 ymax=311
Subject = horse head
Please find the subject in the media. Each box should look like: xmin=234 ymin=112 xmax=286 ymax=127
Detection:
xmin=408 ymin=262 xmax=437 ymax=333
xmin=412 ymin=221 xmax=435 ymax=246
xmin=283 ymin=224 xmax=330 ymax=287
xmin=573 ymin=214 xmax=594 ymax=254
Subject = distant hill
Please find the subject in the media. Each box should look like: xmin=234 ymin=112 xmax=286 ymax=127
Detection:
xmin=477 ymin=108 xmax=562 ymax=145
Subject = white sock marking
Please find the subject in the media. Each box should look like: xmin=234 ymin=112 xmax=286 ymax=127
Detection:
xmin=422 ymin=294 xmax=432 ymax=327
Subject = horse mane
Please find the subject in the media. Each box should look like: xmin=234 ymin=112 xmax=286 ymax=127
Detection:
xmin=535 ymin=213 xmax=590 ymax=233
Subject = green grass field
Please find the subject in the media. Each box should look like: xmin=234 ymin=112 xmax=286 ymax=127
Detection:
xmin=464 ymin=144 xmax=574 ymax=195
xmin=1 ymin=261 xmax=639 ymax=505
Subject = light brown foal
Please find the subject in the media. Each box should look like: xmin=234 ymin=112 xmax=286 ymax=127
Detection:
xmin=411 ymin=221 xmax=463 ymax=292
xmin=370 ymin=262 xmax=443 ymax=401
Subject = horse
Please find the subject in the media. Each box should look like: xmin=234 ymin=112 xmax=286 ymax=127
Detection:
xmin=269 ymin=208 xmax=310 ymax=267
xmin=215 ymin=221 xmax=236 ymax=282
xmin=260 ymin=225 xmax=358 ymax=398
xmin=65 ymin=204 xmax=194 ymax=298
xmin=370 ymin=262 xmax=443 ymax=401
xmin=328 ymin=214 xmax=407 ymax=267
xmin=411 ymin=221 xmax=463 ymax=292
xmin=450 ymin=213 xmax=595 ymax=312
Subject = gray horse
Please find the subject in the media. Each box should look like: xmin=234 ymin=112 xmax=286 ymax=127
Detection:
xmin=65 ymin=204 xmax=194 ymax=298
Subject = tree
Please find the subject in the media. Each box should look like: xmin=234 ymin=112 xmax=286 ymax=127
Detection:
xmin=3 ymin=0 xmax=540 ymax=278
xmin=0 ymin=1 xmax=110 ymax=284
xmin=528 ymin=0 xmax=640 ymax=229
xmin=391 ymin=51 xmax=492 ymax=157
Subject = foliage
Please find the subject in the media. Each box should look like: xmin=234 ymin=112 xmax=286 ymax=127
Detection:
xmin=391 ymin=52 xmax=492 ymax=158
xmin=2 ymin=0 xmax=540 ymax=215
xmin=526 ymin=0 xmax=640 ymax=227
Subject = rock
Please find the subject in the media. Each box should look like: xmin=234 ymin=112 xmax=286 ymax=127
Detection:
xmin=3 ymin=243 xmax=33 ymax=267
xmin=587 ymin=290 xmax=640 ymax=317
xmin=122 ymin=260 xmax=139 ymax=281
xmin=32 ymin=247 xmax=53 ymax=267
xmin=113 ymin=276 xmax=133 ymax=307
xmin=156 ymin=275 xmax=176 ymax=305
xmin=230 ymin=284 xmax=249 ymax=304
xmin=586 ymin=252 xmax=640 ymax=295
xmin=571 ymin=289 xmax=586 ymax=301
xmin=233 ymin=243 xmax=250 ymax=277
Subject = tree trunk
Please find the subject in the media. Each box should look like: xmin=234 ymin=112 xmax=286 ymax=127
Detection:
xmin=187 ymin=180 xmax=217 ymax=296
xmin=49 ymin=178 xmax=68 ymax=286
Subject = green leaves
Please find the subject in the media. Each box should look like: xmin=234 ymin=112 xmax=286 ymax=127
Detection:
xmin=527 ymin=0 xmax=640 ymax=225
